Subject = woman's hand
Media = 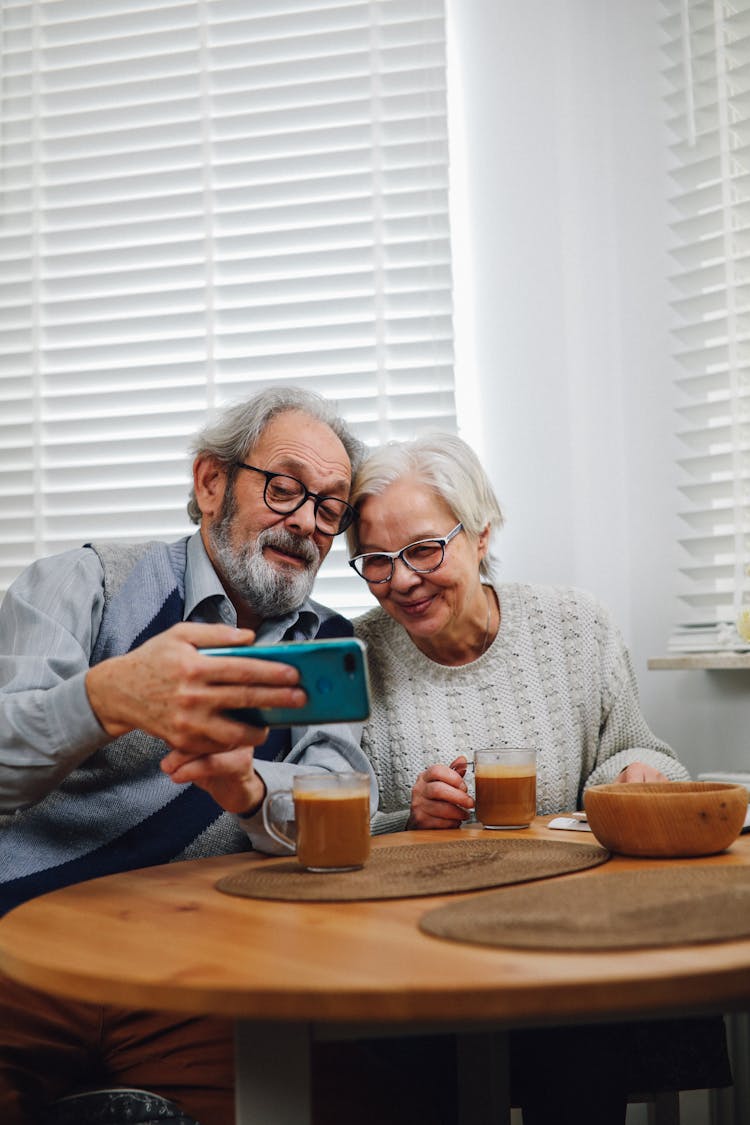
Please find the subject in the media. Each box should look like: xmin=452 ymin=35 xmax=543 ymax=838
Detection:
xmin=408 ymin=754 xmax=475 ymax=829
xmin=617 ymin=761 xmax=669 ymax=783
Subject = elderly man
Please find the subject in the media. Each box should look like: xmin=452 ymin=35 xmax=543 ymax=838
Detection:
xmin=0 ymin=385 xmax=376 ymax=1125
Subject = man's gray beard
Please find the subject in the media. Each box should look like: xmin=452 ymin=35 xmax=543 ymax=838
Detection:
xmin=209 ymin=494 xmax=321 ymax=619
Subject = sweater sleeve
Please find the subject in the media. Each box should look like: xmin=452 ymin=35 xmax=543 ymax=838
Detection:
xmin=371 ymin=807 xmax=411 ymax=835
xmin=0 ymin=551 xmax=111 ymax=812
xmin=582 ymin=609 xmax=689 ymax=792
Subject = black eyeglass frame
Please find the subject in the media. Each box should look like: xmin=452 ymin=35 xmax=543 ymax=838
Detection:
xmin=348 ymin=522 xmax=464 ymax=583
xmin=234 ymin=461 xmax=356 ymax=536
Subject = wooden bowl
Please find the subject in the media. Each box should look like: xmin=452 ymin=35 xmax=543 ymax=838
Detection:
xmin=583 ymin=781 xmax=748 ymax=858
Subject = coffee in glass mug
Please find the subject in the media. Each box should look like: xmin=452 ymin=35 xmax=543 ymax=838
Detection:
xmin=263 ymin=771 xmax=371 ymax=872
xmin=474 ymin=748 xmax=537 ymax=829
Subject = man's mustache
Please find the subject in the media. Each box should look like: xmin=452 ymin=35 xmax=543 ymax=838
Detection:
xmin=257 ymin=526 xmax=320 ymax=567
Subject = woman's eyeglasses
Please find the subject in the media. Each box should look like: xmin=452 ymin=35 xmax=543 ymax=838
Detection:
xmin=348 ymin=523 xmax=464 ymax=584
xmin=235 ymin=462 xmax=356 ymax=536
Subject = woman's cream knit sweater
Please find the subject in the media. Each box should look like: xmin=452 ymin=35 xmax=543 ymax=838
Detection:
xmin=353 ymin=583 xmax=689 ymax=834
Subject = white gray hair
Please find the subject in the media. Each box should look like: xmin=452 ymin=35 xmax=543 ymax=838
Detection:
xmin=187 ymin=386 xmax=365 ymax=523
xmin=347 ymin=433 xmax=504 ymax=580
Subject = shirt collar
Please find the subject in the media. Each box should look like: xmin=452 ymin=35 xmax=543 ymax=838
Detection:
xmin=184 ymin=531 xmax=231 ymax=623
xmin=184 ymin=530 xmax=321 ymax=641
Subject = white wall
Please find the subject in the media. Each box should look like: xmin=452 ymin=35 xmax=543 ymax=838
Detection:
xmin=446 ymin=0 xmax=750 ymax=779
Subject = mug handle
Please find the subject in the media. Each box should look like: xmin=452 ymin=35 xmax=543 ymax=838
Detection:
xmin=262 ymin=789 xmax=297 ymax=854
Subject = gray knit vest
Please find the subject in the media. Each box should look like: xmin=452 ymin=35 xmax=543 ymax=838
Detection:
xmin=0 ymin=538 xmax=248 ymax=915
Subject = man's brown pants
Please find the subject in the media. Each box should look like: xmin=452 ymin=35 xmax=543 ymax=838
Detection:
xmin=0 ymin=975 xmax=235 ymax=1125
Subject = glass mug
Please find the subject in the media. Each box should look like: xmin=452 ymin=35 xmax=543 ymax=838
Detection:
xmin=263 ymin=771 xmax=371 ymax=872
xmin=473 ymin=747 xmax=537 ymax=829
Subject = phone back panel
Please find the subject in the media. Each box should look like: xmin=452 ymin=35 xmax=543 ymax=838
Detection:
xmin=200 ymin=637 xmax=371 ymax=727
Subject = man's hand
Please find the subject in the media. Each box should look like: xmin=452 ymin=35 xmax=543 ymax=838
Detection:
xmin=160 ymin=743 xmax=267 ymax=816
xmin=85 ymin=622 xmax=305 ymax=751
xmin=85 ymin=622 xmax=307 ymax=813
xmin=617 ymin=761 xmax=669 ymax=783
xmin=408 ymin=754 xmax=475 ymax=829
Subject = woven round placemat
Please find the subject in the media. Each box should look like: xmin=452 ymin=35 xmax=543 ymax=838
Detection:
xmin=215 ymin=837 xmax=610 ymax=903
xmin=420 ymin=865 xmax=750 ymax=949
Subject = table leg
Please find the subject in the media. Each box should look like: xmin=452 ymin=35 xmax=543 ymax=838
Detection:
xmin=235 ymin=1020 xmax=312 ymax=1125
xmin=456 ymin=1030 xmax=511 ymax=1125
xmin=234 ymin=1020 xmax=511 ymax=1125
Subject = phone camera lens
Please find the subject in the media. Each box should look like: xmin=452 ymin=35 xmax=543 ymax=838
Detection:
xmin=344 ymin=653 xmax=356 ymax=675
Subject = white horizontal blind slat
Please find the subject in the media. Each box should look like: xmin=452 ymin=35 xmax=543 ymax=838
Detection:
xmin=663 ymin=0 xmax=750 ymax=647
xmin=0 ymin=0 xmax=455 ymax=616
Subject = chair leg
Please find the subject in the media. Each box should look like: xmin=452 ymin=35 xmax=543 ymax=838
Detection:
xmin=646 ymin=1090 xmax=680 ymax=1125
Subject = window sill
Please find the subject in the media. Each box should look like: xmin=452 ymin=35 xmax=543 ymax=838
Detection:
xmin=648 ymin=654 xmax=750 ymax=670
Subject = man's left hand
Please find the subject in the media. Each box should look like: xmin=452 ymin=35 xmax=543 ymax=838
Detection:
xmin=160 ymin=744 xmax=267 ymax=815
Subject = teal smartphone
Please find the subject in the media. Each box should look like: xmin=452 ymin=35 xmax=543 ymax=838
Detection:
xmin=199 ymin=637 xmax=371 ymax=727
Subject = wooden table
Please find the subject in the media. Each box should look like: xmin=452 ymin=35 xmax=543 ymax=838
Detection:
xmin=2 ymin=820 xmax=750 ymax=1125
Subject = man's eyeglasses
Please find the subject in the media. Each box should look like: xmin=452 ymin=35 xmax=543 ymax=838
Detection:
xmin=348 ymin=523 xmax=464 ymax=584
xmin=235 ymin=462 xmax=356 ymax=536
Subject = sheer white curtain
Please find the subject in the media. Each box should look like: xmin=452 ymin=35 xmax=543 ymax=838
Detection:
xmin=663 ymin=0 xmax=750 ymax=651
xmin=0 ymin=0 xmax=455 ymax=617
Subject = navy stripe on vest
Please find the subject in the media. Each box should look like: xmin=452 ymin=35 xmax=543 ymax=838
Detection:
xmin=131 ymin=586 xmax=186 ymax=649
xmin=0 ymin=784 xmax=229 ymax=916
xmin=315 ymin=614 xmax=354 ymax=639
xmin=253 ymin=727 xmax=291 ymax=762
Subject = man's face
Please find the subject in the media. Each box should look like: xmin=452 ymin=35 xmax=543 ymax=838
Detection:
xmin=201 ymin=410 xmax=352 ymax=619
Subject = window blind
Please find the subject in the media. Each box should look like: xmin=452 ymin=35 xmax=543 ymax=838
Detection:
xmin=662 ymin=0 xmax=750 ymax=652
xmin=0 ymin=0 xmax=455 ymax=619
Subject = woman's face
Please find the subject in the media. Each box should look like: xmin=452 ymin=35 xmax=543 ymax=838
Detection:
xmin=354 ymin=479 xmax=489 ymax=644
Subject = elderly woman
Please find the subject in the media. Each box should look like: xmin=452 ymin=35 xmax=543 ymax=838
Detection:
xmin=347 ymin=432 xmax=687 ymax=833
xmin=342 ymin=433 xmax=730 ymax=1125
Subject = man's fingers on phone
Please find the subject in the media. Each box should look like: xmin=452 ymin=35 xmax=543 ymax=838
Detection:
xmin=162 ymin=718 xmax=270 ymax=761
xmin=211 ymin=685 xmax=308 ymax=713
xmin=175 ymin=623 xmax=256 ymax=647
xmin=200 ymin=653 xmax=302 ymax=687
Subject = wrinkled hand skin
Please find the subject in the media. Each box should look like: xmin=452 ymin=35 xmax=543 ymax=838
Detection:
xmin=161 ymin=743 xmax=268 ymax=816
xmin=408 ymin=754 xmax=476 ymax=829
xmin=617 ymin=762 xmax=669 ymax=784
xmin=85 ymin=622 xmax=306 ymax=815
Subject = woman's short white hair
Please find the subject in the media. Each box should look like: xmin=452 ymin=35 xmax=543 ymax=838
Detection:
xmin=347 ymin=433 xmax=504 ymax=580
